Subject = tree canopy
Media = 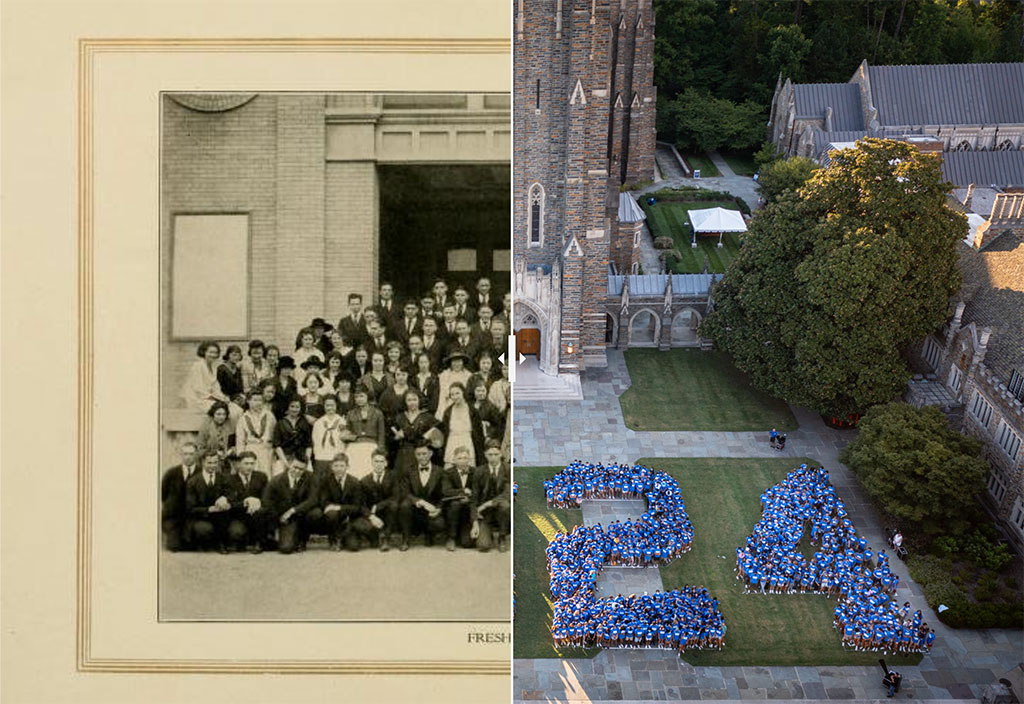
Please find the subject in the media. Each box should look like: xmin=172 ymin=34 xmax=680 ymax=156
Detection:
xmin=700 ymin=139 xmax=963 ymax=417
xmin=839 ymin=402 xmax=988 ymax=537
xmin=653 ymin=0 xmax=1023 ymax=153
xmin=756 ymin=155 xmax=817 ymax=203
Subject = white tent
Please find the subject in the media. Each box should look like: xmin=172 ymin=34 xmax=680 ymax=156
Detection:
xmin=687 ymin=206 xmax=747 ymax=248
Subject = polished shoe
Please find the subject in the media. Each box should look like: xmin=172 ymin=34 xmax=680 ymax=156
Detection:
xmin=379 ymin=537 xmax=390 ymax=552
xmin=247 ymin=544 xmax=262 ymax=555
xmin=498 ymin=536 xmax=509 ymax=553
xmin=445 ymin=539 xmax=456 ymax=552
xmin=218 ymin=545 xmax=230 ymax=555
xmin=399 ymin=539 xmax=410 ymax=552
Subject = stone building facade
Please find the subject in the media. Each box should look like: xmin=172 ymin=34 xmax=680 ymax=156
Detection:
xmin=513 ymin=0 xmax=656 ymax=391
xmin=912 ymin=232 xmax=1024 ymax=549
xmin=769 ymin=60 xmax=1024 ymax=164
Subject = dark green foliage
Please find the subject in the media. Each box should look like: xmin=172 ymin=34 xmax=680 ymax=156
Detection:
xmin=658 ymin=89 xmax=766 ymax=154
xmin=757 ymin=156 xmax=817 ymax=203
xmin=839 ymin=402 xmax=987 ymax=537
xmin=652 ymin=0 xmax=1023 ymax=151
xmin=701 ymin=140 xmax=963 ymax=417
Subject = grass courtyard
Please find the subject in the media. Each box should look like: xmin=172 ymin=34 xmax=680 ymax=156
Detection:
xmin=618 ymin=349 xmax=797 ymax=432
xmin=639 ymin=197 xmax=742 ymax=273
xmin=513 ymin=459 xmax=923 ymax=667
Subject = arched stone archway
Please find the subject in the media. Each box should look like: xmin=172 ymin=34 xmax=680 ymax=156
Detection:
xmin=670 ymin=307 xmax=702 ymax=346
xmin=514 ymin=298 xmax=559 ymax=376
xmin=605 ymin=312 xmax=619 ymax=346
xmin=628 ymin=308 xmax=661 ymax=347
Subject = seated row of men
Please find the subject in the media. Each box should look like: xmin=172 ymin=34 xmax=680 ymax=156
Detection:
xmin=161 ymin=439 xmax=510 ymax=554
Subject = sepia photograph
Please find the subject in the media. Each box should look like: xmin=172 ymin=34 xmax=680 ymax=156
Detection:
xmin=159 ymin=91 xmax=512 ymax=621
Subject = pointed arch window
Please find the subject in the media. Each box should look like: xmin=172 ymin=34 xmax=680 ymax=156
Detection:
xmin=528 ymin=183 xmax=545 ymax=247
xmin=954 ymin=140 xmax=972 ymax=152
xmin=997 ymin=139 xmax=1014 ymax=151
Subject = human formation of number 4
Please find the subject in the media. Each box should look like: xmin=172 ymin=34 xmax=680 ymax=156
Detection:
xmin=542 ymin=461 xmax=935 ymax=655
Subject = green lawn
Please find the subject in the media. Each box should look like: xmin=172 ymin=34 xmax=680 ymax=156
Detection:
xmin=515 ymin=458 xmax=923 ymax=667
xmin=682 ymin=151 xmax=721 ymax=178
xmin=639 ymin=198 xmax=742 ymax=273
xmin=618 ymin=349 xmax=798 ymax=431
xmin=721 ymin=150 xmax=757 ymax=177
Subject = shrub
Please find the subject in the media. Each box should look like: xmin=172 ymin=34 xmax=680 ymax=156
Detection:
xmin=939 ymin=601 xmax=1024 ymax=629
xmin=907 ymin=554 xmax=953 ymax=586
xmin=932 ymin=535 xmax=960 ymax=558
xmin=654 ymin=236 xmax=674 ymax=250
xmin=922 ymin=580 xmax=969 ymax=611
xmin=963 ymin=530 xmax=1013 ymax=572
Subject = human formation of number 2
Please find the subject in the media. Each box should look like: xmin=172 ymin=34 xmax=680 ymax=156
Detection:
xmin=544 ymin=461 xmax=935 ymax=656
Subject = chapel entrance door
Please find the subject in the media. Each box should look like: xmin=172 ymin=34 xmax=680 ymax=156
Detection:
xmin=517 ymin=328 xmax=541 ymax=357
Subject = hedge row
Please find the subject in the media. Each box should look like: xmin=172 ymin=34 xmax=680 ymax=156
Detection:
xmin=907 ymin=555 xmax=1023 ymax=629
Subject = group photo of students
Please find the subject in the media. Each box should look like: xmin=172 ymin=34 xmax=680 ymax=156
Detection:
xmin=544 ymin=461 xmax=726 ymax=654
xmin=735 ymin=464 xmax=935 ymax=655
xmin=162 ymin=277 xmax=512 ymax=556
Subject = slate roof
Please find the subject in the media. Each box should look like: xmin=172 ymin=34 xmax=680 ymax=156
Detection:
xmin=812 ymin=129 xmax=885 ymax=157
xmin=868 ymin=63 xmax=1024 ymax=127
xmin=940 ymin=151 xmax=1024 ymax=188
xmin=957 ymin=231 xmax=1024 ymax=384
xmin=794 ymin=83 xmax=865 ymax=130
xmin=618 ymin=192 xmax=646 ymax=223
xmin=607 ymin=273 xmax=723 ymax=297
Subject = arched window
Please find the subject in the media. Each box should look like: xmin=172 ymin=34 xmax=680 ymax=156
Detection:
xmin=954 ymin=140 xmax=972 ymax=152
xmin=997 ymin=139 xmax=1014 ymax=151
xmin=528 ymin=183 xmax=544 ymax=246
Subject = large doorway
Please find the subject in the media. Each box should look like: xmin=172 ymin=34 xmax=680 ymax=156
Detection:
xmin=517 ymin=327 xmax=541 ymax=357
xmin=378 ymin=164 xmax=510 ymax=301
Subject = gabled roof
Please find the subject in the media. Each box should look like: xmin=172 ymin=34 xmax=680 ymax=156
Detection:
xmin=940 ymin=151 xmax=1024 ymax=189
xmin=868 ymin=63 xmax=1024 ymax=127
xmin=688 ymin=207 xmax=747 ymax=233
xmin=607 ymin=273 xmax=722 ymax=297
xmin=957 ymin=232 xmax=1024 ymax=383
xmin=618 ymin=193 xmax=646 ymax=223
xmin=794 ymin=83 xmax=864 ymax=130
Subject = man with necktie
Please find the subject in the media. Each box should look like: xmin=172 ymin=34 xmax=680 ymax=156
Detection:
xmin=393 ymin=299 xmax=423 ymax=345
xmin=185 ymin=450 xmax=233 ymax=553
xmin=441 ymin=445 xmax=478 ymax=551
xmin=399 ymin=442 xmax=446 ymax=548
xmin=359 ymin=450 xmax=402 ymax=551
xmin=318 ymin=453 xmax=370 ymax=551
xmin=161 ymin=441 xmax=199 ymax=551
xmin=262 ymin=455 xmax=320 ymax=554
xmin=453 ymin=286 xmax=476 ymax=324
xmin=472 ymin=440 xmax=511 ymax=552
xmin=336 ymin=293 xmax=366 ymax=348
xmin=225 ymin=450 xmax=270 ymax=553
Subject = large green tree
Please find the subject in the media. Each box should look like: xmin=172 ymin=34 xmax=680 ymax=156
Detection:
xmin=756 ymin=155 xmax=817 ymax=203
xmin=839 ymin=402 xmax=988 ymax=537
xmin=701 ymin=139 xmax=963 ymax=417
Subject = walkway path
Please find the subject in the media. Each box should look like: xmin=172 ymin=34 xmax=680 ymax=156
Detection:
xmin=513 ymin=350 xmax=1023 ymax=702
xmin=635 ymin=149 xmax=762 ymax=214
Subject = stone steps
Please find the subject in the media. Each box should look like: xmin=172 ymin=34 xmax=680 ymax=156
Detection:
xmin=513 ymin=373 xmax=584 ymax=401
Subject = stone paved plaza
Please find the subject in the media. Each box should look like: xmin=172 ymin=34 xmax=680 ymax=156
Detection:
xmin=513 ymin=350 xmax=1023 ymax=702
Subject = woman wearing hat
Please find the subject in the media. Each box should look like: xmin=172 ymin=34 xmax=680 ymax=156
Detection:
xmin=435 ymin=351 xmax=472 ymax=419
xmin=437 ymin=382 xmax=484 ymax=467
xmin=293 ymin=328 xmax=325 ymax=387
xmin=269 ymin=355 xmax=299 ymax=419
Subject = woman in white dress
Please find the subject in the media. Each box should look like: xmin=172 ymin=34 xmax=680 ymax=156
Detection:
xmin=181 ymin=341 xmax=242 ymax=428
xmin=435 ymin=352 xmax=472 ymax=419
xmin=234 ymin=388 xmax=276 ymax=475
xmin=438 ymin=382 xmax=484 ymax=468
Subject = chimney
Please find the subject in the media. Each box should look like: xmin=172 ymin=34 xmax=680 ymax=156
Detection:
xmin=947 ymin=300 xmax=966 ymax=345
xmin=971 ymin=326 xmax=992 ymax=369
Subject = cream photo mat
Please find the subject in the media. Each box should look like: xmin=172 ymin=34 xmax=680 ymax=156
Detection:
xmin=2 ymin=1 xmax=511 ymax=702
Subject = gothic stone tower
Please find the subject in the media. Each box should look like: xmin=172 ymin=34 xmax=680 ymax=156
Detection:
xmin=513 ymin=0 xmax=655 ymax=379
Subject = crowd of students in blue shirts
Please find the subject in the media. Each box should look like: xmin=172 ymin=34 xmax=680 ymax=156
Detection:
xmin=735 ymin=464 xmax=935 ymax=655
xmin=544 ymin=461 xmax=725 ymax=653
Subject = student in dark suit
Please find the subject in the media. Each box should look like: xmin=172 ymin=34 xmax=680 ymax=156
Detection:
xmin=474 ymin=276 xmax=495 ymax=311
xmin=392 ymin=300 xmax=423 ymax=345
xmin=452 ymin=286 xmax=476 ymax=324
xmin=359 ymin=450 xmax=403 ymax=551
xmin=225 ymin=451 xmax=270 ymax=553
xmin=185 ymin=450 xmax=233 ymax=553
xmin=441 ymin=446 xmax=478 ymax=551
xmin=399 ymin=442 xmax=446 ymax=547
xmin=470 ymin=305 xmax=494 ymax=345
xmin=418 ymin=317 xmax=445 ymax=372
xmin=363 ymin=319 xmax=391 ymax=359
xmin=161 ymin=441 xmax=199 ymax=551
xmin=318 ymin=452 xmax=371 ymax=551
xmin=336 ymin=293 xmax=367 ymax=348
xmin=373 ymin=282 xmax=400 ymax=327
xmin=445 ymin=320 xmax=481 ymax=371
xmin=262 ymin=455 xmax=321 ymax=554
xmin=472 ymin=440 xmax=511 ymax=552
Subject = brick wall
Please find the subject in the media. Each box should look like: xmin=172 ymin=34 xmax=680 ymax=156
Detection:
xmin=160 ymin=95 xmax=278 ymax=408
xmin=325 ymin=162 xmax=379 ymax=323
